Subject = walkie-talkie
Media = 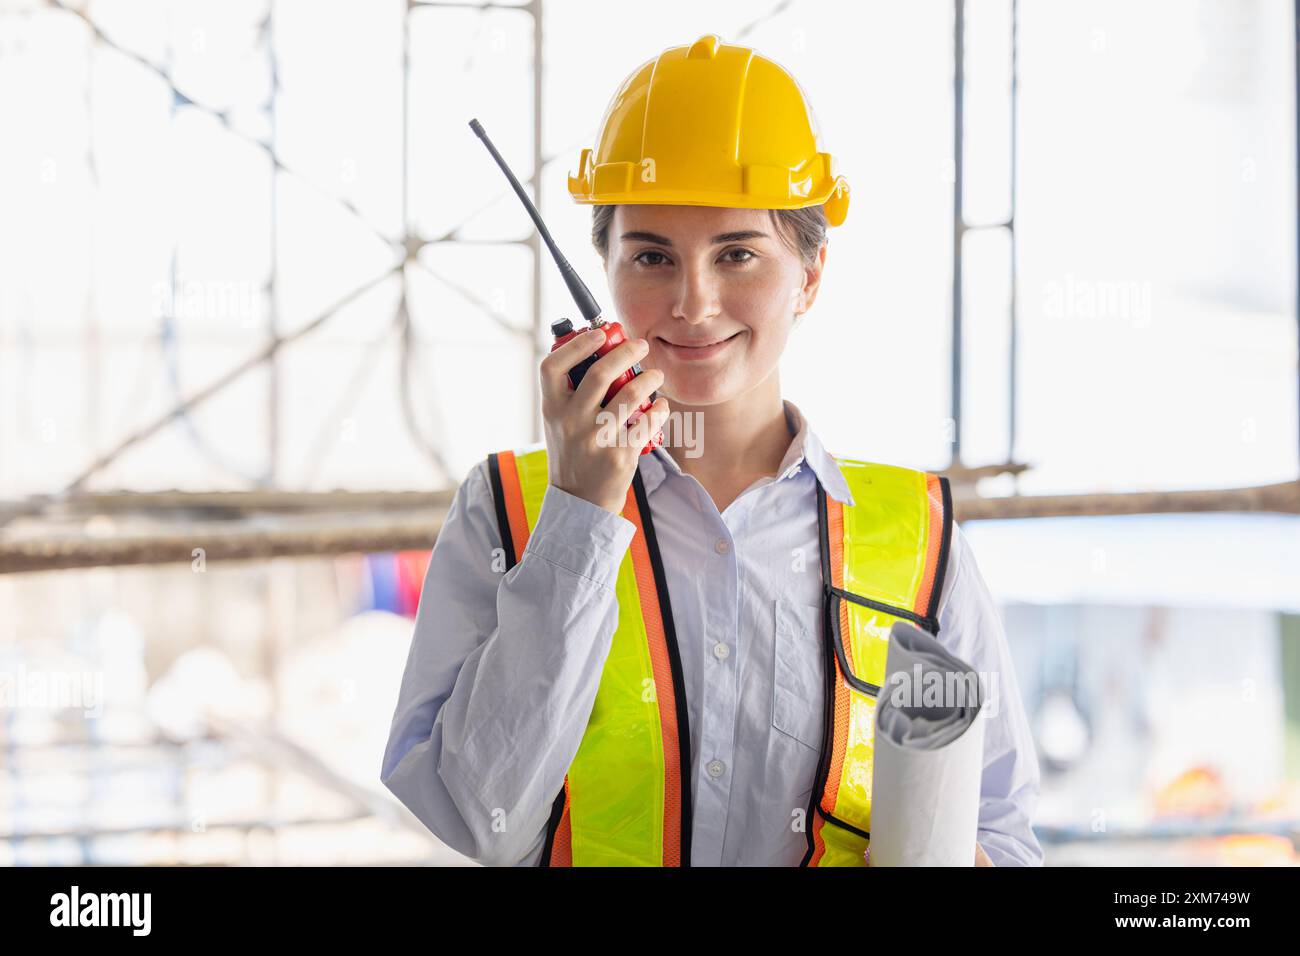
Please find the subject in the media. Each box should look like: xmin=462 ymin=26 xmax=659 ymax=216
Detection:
xmin=469 ymin=118 xmax=662 ymax=455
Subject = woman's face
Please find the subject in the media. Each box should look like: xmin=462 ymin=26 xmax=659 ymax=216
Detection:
xmin=604 ymin=204 xmax=825 ymax=407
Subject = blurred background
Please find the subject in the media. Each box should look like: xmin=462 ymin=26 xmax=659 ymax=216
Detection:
xmin=1 ymin=0 xmax=1297 ymax=865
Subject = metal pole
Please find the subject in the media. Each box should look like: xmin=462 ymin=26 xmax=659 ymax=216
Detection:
xmin=952 ymin=0 xmax=965 ymax=467
xmin=531 ymin=0 xmax=545 ymax=443
xmin=1009 ymin=0 xmax=1019 ymax=474
xmin=267 ymin=1 xmax=279 ymax=487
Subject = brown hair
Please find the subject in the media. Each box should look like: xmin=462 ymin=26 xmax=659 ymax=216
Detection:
xmin=590 ymin=203 xmax=828 ymax=269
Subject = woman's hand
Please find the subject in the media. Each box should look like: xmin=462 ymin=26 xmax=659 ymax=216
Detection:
xmin=863 ymin=842 xmax=994 ymax=866
xmin=541 ymin=329 xmax=670 ymax=515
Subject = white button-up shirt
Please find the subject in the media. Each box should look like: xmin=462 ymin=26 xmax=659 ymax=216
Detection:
xmin=381 ymin=399 xmax=1044 ymax=866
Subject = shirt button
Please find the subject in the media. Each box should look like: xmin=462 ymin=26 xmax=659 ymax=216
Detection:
xmin=714 ymin=538 xmax=730 ymax=555
xmin=712 ymin=642 xmax=730 ymax=661
xmin=706 ymin=759 xmax=726 ymax=779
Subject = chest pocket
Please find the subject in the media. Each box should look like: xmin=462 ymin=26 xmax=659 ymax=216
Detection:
xmin=772 ymin=598 xmax=826 ymax=751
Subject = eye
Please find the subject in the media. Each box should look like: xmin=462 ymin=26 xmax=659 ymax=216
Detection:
xmin=722 ymin=247 xmax=757 ymax=264
xmin=632 ymin=249 xmax=670 ymax=267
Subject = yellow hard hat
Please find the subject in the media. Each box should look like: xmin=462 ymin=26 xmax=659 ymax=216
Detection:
xmin=567 ymin=34 xmax=850 ymax=227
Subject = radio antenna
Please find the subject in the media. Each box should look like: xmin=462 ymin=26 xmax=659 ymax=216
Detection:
xmin=469 ymin=118 xmax=602 ymax=325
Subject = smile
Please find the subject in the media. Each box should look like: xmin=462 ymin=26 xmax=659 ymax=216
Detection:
xmin=658 ymin=331 xmax=743 ymax=361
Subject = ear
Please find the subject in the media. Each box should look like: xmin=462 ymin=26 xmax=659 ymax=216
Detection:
xmin=794 ymin=242 xmax=828 ymax=316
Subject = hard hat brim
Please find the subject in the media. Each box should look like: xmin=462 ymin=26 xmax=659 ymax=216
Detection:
xmin=568 ymin=177 xmax=850 ymax=228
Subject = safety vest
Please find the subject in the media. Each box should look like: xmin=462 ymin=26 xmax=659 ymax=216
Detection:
xmin=485 ymin=443 xmax=953 ymax=867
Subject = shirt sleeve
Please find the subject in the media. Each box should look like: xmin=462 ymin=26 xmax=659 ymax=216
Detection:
xmin=934 ymin=521 xmax=1045 ymax=867
xmin=379 ymin=457 xmax=637 ymax=866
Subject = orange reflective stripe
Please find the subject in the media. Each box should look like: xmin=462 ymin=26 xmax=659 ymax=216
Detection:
xmin=809 ymin=813 xmax=829 ymax=865
xmin=494 ymin=450 xmax=532 ymax=557
xmin=809 ymin=494 xmax=854 ymax=865
xmin=825 ymin=495 xmax=852 ymax=823
xmin=912 ymin=473 xmax=946 ymax=618
xmin=622 ymin=481 xmax=684 ymax=866
xmin=548 ymin=779 xmax=573 ymax=866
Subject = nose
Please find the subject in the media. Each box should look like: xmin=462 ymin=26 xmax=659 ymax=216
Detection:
xmin=671 ymin=260 xmax=721 ymax=326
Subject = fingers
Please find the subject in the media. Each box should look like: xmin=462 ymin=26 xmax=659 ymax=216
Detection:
xmin=625 ymin=395 xmax=670 ymax=449
xmin=539 ymin=328 xmax=606 ymax=405
xmin=573 ymin=337 xmax=649 ymax=413
xmin=606 ymin=365 xmax=664 ymax=426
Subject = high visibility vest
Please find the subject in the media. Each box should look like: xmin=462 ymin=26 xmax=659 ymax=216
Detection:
xmin=485 ymin=443 xmax=953 ymax=867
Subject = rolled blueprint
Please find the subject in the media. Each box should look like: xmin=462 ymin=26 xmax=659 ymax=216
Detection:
xmin=869 ymin=620 xmax=985 ymax=866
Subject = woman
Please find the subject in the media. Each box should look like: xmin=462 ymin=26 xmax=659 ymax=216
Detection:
xmin=381 ymin=34 xmax=1042 ymax=867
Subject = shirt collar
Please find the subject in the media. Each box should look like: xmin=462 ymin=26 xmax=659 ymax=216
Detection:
xmin=638 ymin=398 xmax=855 ymax=505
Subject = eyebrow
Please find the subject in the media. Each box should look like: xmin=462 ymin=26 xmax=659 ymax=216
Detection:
xmin=619 ymin=230 xmax=770 ymax=246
